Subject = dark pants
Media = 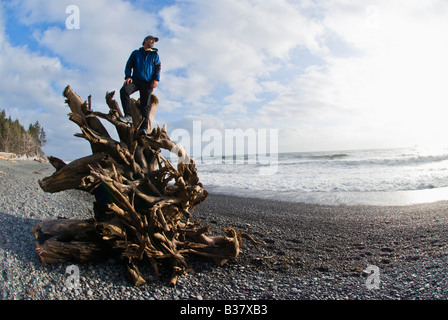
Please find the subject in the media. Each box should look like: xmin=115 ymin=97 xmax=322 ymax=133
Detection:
xmin=120 ymin=79 xmax=153 ymax=131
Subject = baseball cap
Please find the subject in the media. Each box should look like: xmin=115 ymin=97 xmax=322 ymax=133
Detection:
xmin=143 ymin=35 xmax=159 ymax=45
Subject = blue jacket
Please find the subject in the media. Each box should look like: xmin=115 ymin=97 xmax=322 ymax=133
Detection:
xmin=125 ymin=47 xmax=161 ymax=83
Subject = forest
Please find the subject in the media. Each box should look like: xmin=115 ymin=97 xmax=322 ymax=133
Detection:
xmin=0 ymin=109 xmax=46 ymax=158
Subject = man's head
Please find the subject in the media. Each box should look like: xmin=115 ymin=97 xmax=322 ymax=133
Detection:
xmin=142 ymin=35 xmax=158 ymax=49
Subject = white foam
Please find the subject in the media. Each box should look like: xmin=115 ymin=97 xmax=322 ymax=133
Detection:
xmin=195 ymin=147 xmax=448 ymax=206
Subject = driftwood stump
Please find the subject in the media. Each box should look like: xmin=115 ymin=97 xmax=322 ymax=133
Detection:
xmin=32 ymin=85 xmax=243 ymax=286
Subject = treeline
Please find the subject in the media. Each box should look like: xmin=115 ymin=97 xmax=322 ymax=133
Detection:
xmin=0 ymin=109 xmax=47 ymax=158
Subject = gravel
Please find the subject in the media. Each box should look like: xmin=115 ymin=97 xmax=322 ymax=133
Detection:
xmin=1 ymin=160 xmax=448 ymax=301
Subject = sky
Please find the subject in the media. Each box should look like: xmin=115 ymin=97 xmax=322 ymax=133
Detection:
xmin=1 ymin=0 xmax=448 ymax=161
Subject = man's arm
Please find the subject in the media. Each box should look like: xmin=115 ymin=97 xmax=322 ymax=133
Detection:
xmin=124 ymin=51 xmax=136 ymax=82
xmin=152 ymin=53 xmax=161 ymax=88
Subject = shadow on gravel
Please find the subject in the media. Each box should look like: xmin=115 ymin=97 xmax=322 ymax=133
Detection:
xmin=0 ymin=211 xmax=43 ymax=263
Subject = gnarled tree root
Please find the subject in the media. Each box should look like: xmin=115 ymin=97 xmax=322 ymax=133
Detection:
xmin=32 ymin=85 xmax=249 ymax=287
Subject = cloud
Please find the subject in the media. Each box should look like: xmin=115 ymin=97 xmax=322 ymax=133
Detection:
xmin=252 ymin=1 xmax=448 ymax=150
xmin=4 ymin=0 xmax=326 ymax=158
xmin=2 ymin=0 xmax=448 ymax=161
xmin=1 ymin=0 xmax=161 ymax=160
xmin=0 ymin=3 xmax=80 ymax=157
xmin=26 ymin=0 xmax=159 ymax=95
xmin=158 ymin=0 xmax=325 ymax=114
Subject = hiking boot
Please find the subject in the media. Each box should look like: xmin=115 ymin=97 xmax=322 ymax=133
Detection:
xmin=138 ymin=128 xmax=148 ymax=136
xmin=118 ymin=115 xmax=133 ymax=125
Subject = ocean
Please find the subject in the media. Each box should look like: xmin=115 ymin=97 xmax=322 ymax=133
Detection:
xmin=190 ymin=146 xmax=448 ymax=206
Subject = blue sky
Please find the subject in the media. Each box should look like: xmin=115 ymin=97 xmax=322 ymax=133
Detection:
xmin=1 ymin=0 xmax=448 ymax=161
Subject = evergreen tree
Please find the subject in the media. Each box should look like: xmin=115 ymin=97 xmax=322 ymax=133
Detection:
xmin=29 ymin=121 xmax=47 ymax=148
xmin=0 ymin=109 xmax=47 ymax=157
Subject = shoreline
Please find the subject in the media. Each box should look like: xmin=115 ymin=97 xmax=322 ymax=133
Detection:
xmin=202 ymin=182 xmax=448 ymax=207
xmin=0 ymin=152 xmax=47 ymax=163
xmin=1 ymin=160 xmax=448 ymax=300
xmin=202 ymin=187 xmax=448 ymax=207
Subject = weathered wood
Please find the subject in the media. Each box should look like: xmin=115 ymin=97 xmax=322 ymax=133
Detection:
xmin=33 ymin=85 xmax=247 ymax=287
xmin=48 ymin=156 xmax=67 ymax=171
xmin=32 ymin=219 xmax=110 ymax=264
xmin=38 ymin=153 xmax=114 ymax=193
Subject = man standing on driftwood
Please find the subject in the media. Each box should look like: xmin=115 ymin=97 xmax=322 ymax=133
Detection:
xmin=119 ymin=35 xmax=161 ymax=135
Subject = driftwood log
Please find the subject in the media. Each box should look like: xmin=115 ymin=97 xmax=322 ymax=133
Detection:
xmin=32 ymin=85 xmax=244 ymax=286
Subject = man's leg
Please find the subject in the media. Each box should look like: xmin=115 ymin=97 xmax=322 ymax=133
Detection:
xmin=138 ymin=82 xmax=154 ymax=133
xmin=147 ymin=97 xmax=158 ymax=131
xmin=120 ymin=81 xmax=139 ymax=118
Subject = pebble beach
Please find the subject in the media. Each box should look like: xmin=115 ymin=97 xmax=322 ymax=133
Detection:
xmin=1 ymin=159 xmax=448 ymax=301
